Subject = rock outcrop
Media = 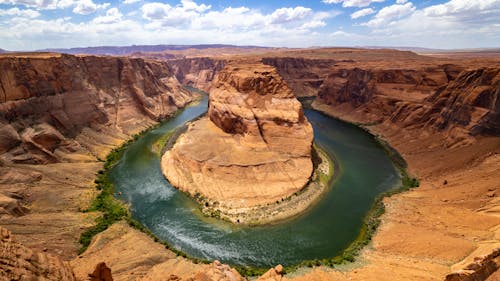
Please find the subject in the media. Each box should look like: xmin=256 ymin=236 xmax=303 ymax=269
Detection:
xmin=162 ymin=62 xmax=313 ymax=212
xmin=314 ymin=66 xmax=500 ymax=144
xmin=0 ymin=53 xmax=193 ymax=164
xmin=0 ymin=226 xmax=76 ymax=280
xmin=427 ymin=68 xmax=500 ymax=136
xmin=445 ymin=247 xmax=500 ymax=281
xmin=168 ymin=57 xmax=225 ymax=91
xmin=72 ymin=221 xmax=244 ymax=281
xmin=262 ymin=57 xmax=337 ymax=97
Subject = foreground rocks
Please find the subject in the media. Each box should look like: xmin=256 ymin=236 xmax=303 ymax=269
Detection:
xmin=162 ymin=62 xmax=314 ymax=217
xmin=0 ymin=226 xmax=76 ymax=280
xmin=72 ymin=221 xmax=244 ymax=281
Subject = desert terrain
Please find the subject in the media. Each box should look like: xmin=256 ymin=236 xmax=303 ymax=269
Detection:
xmin=0 ymin=47 xmax=499 ymax=281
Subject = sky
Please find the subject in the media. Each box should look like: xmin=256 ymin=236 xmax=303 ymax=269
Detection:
xmin=0 ymin=0 xmax=499 ymax=51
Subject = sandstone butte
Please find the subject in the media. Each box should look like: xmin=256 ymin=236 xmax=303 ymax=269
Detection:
xmin=0 ymin=48 xmax=500 ymax=281
xmin=161 ymin=62 xmax=315 ymax=214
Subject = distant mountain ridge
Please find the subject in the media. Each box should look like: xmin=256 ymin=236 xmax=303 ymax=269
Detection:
xmin=360 ymin=46 xmax=500 ymax=53
xmin=37 ymin=44 xmax=270 ymax=56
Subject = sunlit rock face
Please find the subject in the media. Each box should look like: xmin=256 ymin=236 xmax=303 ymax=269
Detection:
xmin=0 ymin=53 xmax=193 ymax=164
xmin=162 ymin=62 xmax=314 ymax=209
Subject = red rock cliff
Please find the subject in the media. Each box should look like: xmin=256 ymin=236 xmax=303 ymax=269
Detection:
xmin=0 ymin=53 xmax=194 ymax=164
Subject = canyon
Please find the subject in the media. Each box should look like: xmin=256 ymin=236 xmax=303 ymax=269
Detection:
xmin=0 ymin=47 xmax=499 ymax=281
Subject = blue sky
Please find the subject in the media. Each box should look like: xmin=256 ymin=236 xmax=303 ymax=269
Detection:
xmin=0 ymin=0 xmax=499 ymax=51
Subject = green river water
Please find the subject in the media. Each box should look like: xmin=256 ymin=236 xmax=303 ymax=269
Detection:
xmin=110 ymin=94 xmax=401 ymax=267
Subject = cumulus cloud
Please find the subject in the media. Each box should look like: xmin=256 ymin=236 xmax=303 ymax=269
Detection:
xmin=362 ymin=2 xmax=415 ymax=27
xmin=396 ymin=0 xmax=407 ymax=3
xmin=1 ymin=0 xmax=499 ymax=51
xmin=350 ymin=7 xmax=375 ymax=19
xmin=423 ymin=0 xmax=500 ymax=24
xmin=141 ymin=0 xmax=211 ymax=26
xmin=92 ymin=7 xmax=122 ymax=24
xmin=0 ymin=7 xmax=40 ymax=18
xmin=0 ymin=0 xmax=110 ymax=14
xmin=0 ymin=0 xmax=74 ymax=9
xmin=352 ymin=0 xmax=500 ymax=48
xmin=73 ymin=0 xmax=109 ymax=15
xmin=269 ymin=7 xmax=312 ymax=24
xmin=141 ymin=1 xmax=334 ymax=31
xmin=141 ymin=3 xmax=171 ymax=20
xmin=322 ymin=0 xmax=384 ymax=8
xmin=123 ymin=0 xmax=139 ymax=4
xmin=180 ymin=0 xmax=209 ymax=13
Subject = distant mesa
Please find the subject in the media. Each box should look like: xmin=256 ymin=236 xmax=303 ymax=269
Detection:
xmin=161 ymin=62 xmax=316 ymax=223
xmin=36 ymin=44 xmax=270 ymax=56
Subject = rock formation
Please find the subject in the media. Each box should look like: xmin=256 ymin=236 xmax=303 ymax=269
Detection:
xmin=0 ymin=53 xmax=193 ymax=164
xmin=71 ymin=221 xmax=244 ymax=281
xmin=168 ymin=57 xmax=226 ymax=91
xmin=162 ymin=62 xmax=314 ymax=211
xmin=0 ymin=226 xmax=76 ymax=280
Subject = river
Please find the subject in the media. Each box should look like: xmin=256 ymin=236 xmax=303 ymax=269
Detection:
xmin=110 ymin=94 xmax=400 ymax=267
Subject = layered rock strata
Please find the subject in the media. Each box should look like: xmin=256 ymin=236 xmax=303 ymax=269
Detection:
xmin=168 ymin=57 xmax=226 ymax=91
xmin=162 ymin=62 xmax=314 ymax=215
xmin=0 ymin=53 xmax=194 ymax=261
xmin=0 ymin=53 xmax=193 ymax=164
xmin=0 ymin=226 xmax=76 ymax=280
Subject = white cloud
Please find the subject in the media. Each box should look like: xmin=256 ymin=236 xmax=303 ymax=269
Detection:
xmin=350 ymin=0 xmax=500 ymax=48
xmin=72 ymin=0 xmax=109 ymax=15
xmin=351 ymin=7 xmax=375 ymax=19
xmin=323 ymin=0 xmax=384 ymax=8
xmin=0 ymin=0 xmax=74 ymax=9
xmin=123 ymin=0 xmax=139 ymax=4
xmin=269 ymin=7 xmax=312 ymax=24
xmin=396 ymin=0 xmax=407 ymax=3
xmin=363 ymin=2 xmax=415 ymax=27
xmin=1 ymin=0 xmax=499 ymax=51
xmin=0 ymin=0 xmax=108 ymax=13
xmin=141 ymin=2 xmax=334 ymax=31
xmin=141 ymin=0 xmax=211 ymax=26
xmin=423 ymin=0 xmax=500 ymax=24
xmin=92 ymin=7 xmax=122 ymax=24
xmin=0 ymin=7 xmax=40 ymax=18
xmin=301 ymin=20 xmax=326 ymax=29
xmin=180 ymin=0 xmax=209 ymax=13
xmin=141 ymin=3 xmax=171 ymax=21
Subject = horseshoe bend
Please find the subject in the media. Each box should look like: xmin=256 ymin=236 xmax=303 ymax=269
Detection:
xmin=161 ymin=62 xmax=329 ymax=224
xmin=0 ymin=46 xmax=499 ymax=281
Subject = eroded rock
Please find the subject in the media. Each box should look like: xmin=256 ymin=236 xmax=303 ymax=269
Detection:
xmin=162 ymin=62 xmax=313 ymax=213
xmin=0 ymin=226 xmax=76 ymax=280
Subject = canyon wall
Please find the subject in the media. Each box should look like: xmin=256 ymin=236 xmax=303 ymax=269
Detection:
xmin=0 ymin=53 xmax=193 ymax=164
xmin=261 ymin=57 xmax=337 ymax=97
xmin=0 ymin=53 xmax=198 ymax=279
xmin=315 ymin=66 xmax=499 ymax=137
xmin=168 ymin=57 xmax=225 ymax=91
